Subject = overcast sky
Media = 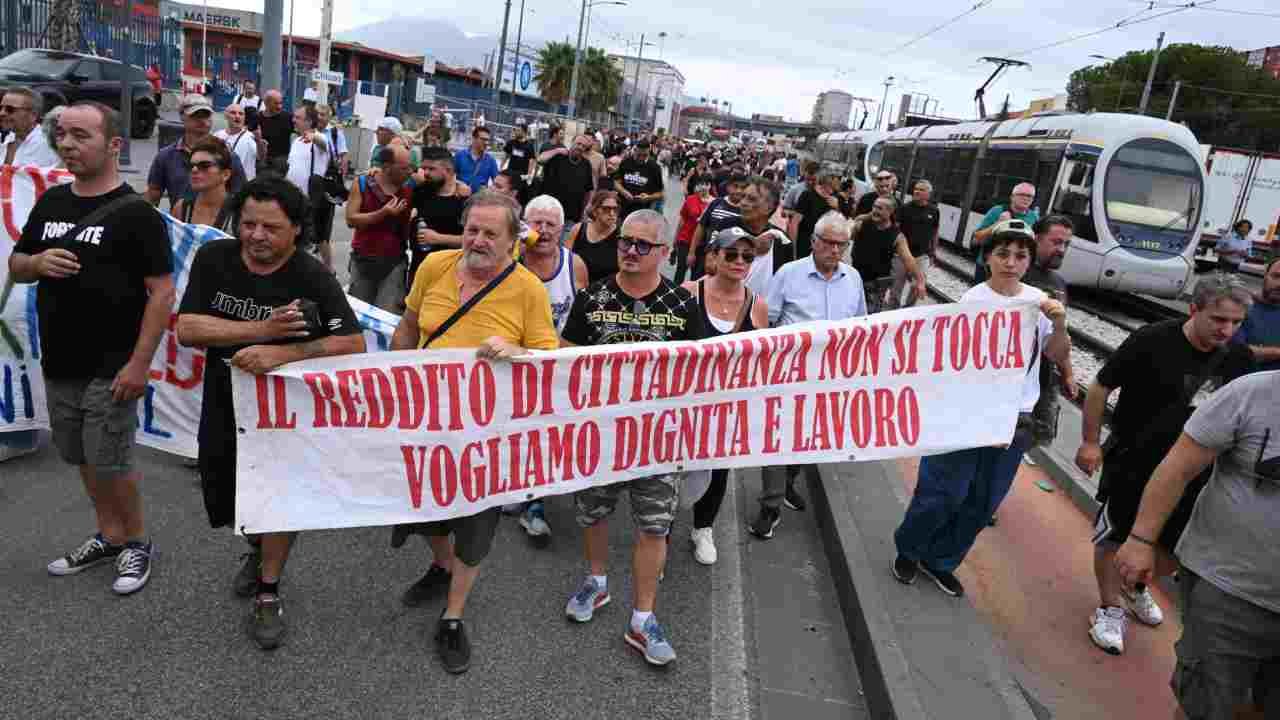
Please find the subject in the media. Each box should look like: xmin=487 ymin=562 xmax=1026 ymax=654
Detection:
xmin=214 ymin=0 xmax=1277 ymax=123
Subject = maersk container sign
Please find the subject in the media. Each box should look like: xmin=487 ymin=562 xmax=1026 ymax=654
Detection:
xmin=161 ymin=1 xmax=262 ymax=33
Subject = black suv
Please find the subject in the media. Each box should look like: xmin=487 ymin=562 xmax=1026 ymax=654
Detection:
xmin=0 ymin=49 xmax=157 ymax=138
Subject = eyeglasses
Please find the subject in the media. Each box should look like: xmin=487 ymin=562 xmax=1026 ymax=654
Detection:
xmin=188 ymin=160 xmax=222 ymax=172
xmin=619 ymin=235 xmax=664 ymax=255
xmin=1013 ymin=192 xmax=1035 ymax=199
xmin=598 ymin=205 xmax=620 ymax=214
xmin=875 ymin=175 xmax=893 ymax=181
xmin=721 ymin=248 xmax=756 ymax=264
xmin=0 ymin=104 xmax=32 ymax=114
xmin=819 ymin=237 xmax=851 ymax=250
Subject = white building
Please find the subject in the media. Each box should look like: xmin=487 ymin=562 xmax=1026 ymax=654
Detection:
xmin=609 ymin=55 xmax=685 ymax=134
xmin=812 ymin=90 xmax=853 ymax=128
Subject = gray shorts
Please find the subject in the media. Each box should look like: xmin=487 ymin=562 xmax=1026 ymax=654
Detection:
xmin=1174 ymin=567 xmax=1280 ymax=719
xmin=46 ymin=377 xmax=139 ymax=476
xmin=574 ymin=474 xmax=679 ymax=536
xmin=347 ymin=255 xmax=407 ymax=314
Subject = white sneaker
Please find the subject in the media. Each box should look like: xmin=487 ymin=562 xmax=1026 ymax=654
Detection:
xmin=1124 ymin=586 xmax=1164 ymax=626
xmin=1088 ymin=606 xmax=1127 ymax=655
xmin=690 ymin=527 xmax=717 ymax=565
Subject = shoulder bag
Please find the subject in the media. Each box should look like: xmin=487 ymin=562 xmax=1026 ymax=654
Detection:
xmin=424 ymin=260 xmax=518 ymax=348
xmin=51 ymin=192 xmax=152 ymax=251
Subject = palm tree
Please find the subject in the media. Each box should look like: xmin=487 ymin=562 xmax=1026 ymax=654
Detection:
xmin=534 ymin=41 xmax=576 ymax=107
xmin=579 ymin=47 xmax=623 ymax=114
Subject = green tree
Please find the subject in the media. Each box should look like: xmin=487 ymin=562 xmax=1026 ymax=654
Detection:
xmin=1066 ymin=43 xmax=1280 ymax=150
xmin=534 ymin=42 xmax=623 ymax=114
xmin=534 ymin=40 xmax=576 ymax=106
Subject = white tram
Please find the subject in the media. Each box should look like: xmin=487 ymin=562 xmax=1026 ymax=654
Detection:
xmin=817 ymin=113 xmax=1206 ymax=299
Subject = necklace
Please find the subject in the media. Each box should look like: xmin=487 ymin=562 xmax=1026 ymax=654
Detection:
xmin=706 ymin=280 xmax=741 ymax=318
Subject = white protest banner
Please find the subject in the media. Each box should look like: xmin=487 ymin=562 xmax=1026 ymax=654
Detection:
xmin=231 ymin=303 xmax=1039 ymax=534
xmin=0 ymin=166 xmax=399 ymax=455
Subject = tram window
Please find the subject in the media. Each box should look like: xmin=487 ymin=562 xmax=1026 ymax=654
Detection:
xmin=937 ymin=147 xmax=974 ymax=208
xmin=1054 ymin=158 xmax=1098 ymax=242
xmin=867 ymin=142 xmax=885 ymax=177
xmin=973 ymin=147 xmax=1037 ymax=214
xmin=910 ymin=147 xmax=943 ymax=195
xmin=852 ymin=145 xmax=868 ymax=181
xmin=883 ymin=145 xmax=911 ymax=181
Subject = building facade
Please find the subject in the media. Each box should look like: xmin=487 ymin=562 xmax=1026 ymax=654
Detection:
xmin=812 ymin=90 xmax=853 ymax=129
xmin=609 ymin=55 xmax=685 ymax=134
xmin=1246 ymin=46 xmax=1280 ymax=79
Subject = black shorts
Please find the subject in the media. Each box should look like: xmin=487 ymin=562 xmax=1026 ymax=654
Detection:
xmin=1092 ymin=459 xmax=1208 ymax=550
xmin=420 ymin=509 xmax=500 ymax=568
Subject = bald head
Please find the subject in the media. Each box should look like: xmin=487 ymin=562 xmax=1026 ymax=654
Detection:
xmin=264 ymin=90 xmax=283 ymax=113
xmin=379 ymin=143 xmax=413 ymax=184
xmin=224 ymin=103 xmax=245 ymax=131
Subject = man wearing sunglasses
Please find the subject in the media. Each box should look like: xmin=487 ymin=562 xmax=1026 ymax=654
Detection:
xmin=146 ymin=94 xmax=247 ymax=210
xmin=0 ymin=87 xmax=59 ymax=167
xmin=854 ymin=170 xmax=897 ymax=218
xmin=560 ymin=209 xmax=705 ymax=667
xmin=1115 ymin=367 xmax=1280 ymax=720
xmin=972 ymin=182 xmax=1039 ymax=283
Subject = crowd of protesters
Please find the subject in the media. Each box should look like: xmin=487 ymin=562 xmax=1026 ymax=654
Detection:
xmin=3 ymin=87 xmax=1277 ymax=718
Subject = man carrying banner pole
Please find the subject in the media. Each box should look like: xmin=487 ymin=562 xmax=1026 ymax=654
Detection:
xmin=10 ymin=101 xmax=174 ymax=596
xmin=176 ymin=177 xmax=365 ymax=650
xmin=389 ymin=190 xmax=559 ymax=674
xmin=559 ymin=209 xmax=706 ymax=667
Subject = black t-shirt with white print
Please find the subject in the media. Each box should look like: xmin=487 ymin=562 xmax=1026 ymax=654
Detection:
xmin=562 ymin=275 xmax=705 ymax=346
xmin=178 ymin=237 xmax=361 ymax=452
xmin=15 ymin=183 xmax=172 ymax=379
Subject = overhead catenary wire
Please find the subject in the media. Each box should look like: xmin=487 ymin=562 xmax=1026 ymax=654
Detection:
xmin=882 ymin=0 xmax=995 ymax=55
xmin=1126 ymin=0 xmax=1280 ymax=18
xmin=1008 ymin=0 xmax=1220 ymax=59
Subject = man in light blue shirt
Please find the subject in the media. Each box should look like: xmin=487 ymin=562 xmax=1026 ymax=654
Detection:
xmin=750 ymin=211 xmax=866 ymax=539
xmin=454 ymin=126 xmax=500 ymax=193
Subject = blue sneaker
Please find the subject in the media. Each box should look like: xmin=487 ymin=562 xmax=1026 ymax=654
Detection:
xmin=518 ymin=501 xmax=551 ymax=547
xmin=565 ymin=577 xmax=610 ymax=623
xmin=625 ymin=615 xmax=676 ymax=666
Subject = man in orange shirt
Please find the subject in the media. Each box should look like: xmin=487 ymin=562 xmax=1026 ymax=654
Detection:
xmin=389 ymin=190 xmax=558 ymax=674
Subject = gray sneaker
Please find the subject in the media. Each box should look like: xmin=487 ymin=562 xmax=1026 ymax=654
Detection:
xmin=518 ymin=502 xmax=551 ymax=547
xmin=624 ymin=615 xmax=677 ymax=666
xmin=251 ymin=594 xmax=287 ymax=650
xmin=565 ymin=577 xmax=611 ymax=623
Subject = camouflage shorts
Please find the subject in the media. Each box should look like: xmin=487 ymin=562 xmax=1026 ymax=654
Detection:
xmin=575 ymin=474 xmax=680 ymax=536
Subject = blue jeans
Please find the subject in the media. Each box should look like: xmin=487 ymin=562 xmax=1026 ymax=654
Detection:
xmin=894 ymin=442 xmax=1026 ymax=573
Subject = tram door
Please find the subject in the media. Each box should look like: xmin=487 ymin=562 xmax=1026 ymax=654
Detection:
xmin=1052 ymin=154 xmax=1104 ymax=287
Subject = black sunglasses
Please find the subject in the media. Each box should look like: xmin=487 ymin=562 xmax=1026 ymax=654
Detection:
xmin=619 ymin=235 xmax=663 ymax=256
xmin=188 ymin=160 xmax=223 ymax=172
xmin=721 ymin=248 xmax=756 ymax=264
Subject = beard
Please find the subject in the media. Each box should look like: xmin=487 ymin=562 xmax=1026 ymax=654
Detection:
xmin=422 ymin=176 xmax=446 ymax=194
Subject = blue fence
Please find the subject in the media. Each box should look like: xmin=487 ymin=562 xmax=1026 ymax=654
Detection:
xmin=0 ymin=0 xmax=184 ymax=88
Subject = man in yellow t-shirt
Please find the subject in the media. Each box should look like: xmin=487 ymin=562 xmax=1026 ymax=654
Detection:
xmin=389 ymin=191 xmax=557 ymax=675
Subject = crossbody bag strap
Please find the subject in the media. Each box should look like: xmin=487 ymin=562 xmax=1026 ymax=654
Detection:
xmin=425 ymin=261 xmax=518 ymax=348
xmin=53 ymin=192 xmax=151 ymax=250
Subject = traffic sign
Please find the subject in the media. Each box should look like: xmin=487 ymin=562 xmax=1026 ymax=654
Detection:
xmin=312 ymin=69 xmax=344 ymax=85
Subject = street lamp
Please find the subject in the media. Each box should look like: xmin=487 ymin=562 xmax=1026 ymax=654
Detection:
xmin=568 ymin=0 xmax=627 ymax=118
xmin=1089 ymin=53 xmax=1129 ymax=112
xmin=875 ymin=76 xmax=894 ymax=130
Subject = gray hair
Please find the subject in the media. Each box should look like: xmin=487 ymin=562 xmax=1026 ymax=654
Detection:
xmin=873 ymin=195 xmax=898 ymax=211
xmin=814 ymin=211 xmax=851 ymax=242
xmin=3 ymin=86 xmax=42 ymax=116
xmin=912 ymin=179 xmax=933 ymax=193
xmin=1191 ymin=273 xmax=1254 ymax=311
xmin=524 ymin=194 xmax=565 ymax=226
xmin=42 ymin=105 xmax=65 ymax=153
xmin=461 ymin=190 xmax=522 ymax=241
xmin=621 ymin=209 xmax=670 ymax=244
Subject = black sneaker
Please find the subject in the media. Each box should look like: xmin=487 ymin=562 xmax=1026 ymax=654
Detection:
xmin=783 ymin=482 xmax=807 ymax=512
xmin=233 ymin=546 xmax=261 ymax=598
xmin=250 ymin=594 xmax=287 ymax=650
xmin=47 ymin=534 xmax=121 ymax=576
xmin=748 ymin=507 xmax=781 ymax=540
xmin=402 ymin=564 xmax=452 ymax=607
xmin=112 ymin=541 xmax=153 ymax=595
xmin=892 ymin=555 xmax=918 ymax=585
xmin=435 ymin=616 xmax=471 ymax=674
xmin=922 ymin=566 xmax=965 ymax=597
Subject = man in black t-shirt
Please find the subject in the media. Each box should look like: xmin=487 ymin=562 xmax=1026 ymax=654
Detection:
xmin=613 ymin=139 xmax=664 ymax=220
xmin=854 ymin=169 xmax=896 ymax=218
xmin=849 ymin=196 xmax=925 ymax=311
xmin=688 ymin=172 xmax=747 ymax=279
xmin=503 ymin=122 xmax=536 ymax=180
xmin=560 ymin=209 xmax=703 ymax=667
xmin=177 ymin=177 xmax=364 ymax=651
xmin=253 ymin=90 xmax=293 ymax=176
xmin=1076 ymin=274 xmax=1255 ymax=657
xmin=10 ymin=101 xmax=174 ymax=597
xmin=787 ymin=172 xmax=839 ymax=270
xmin=889 ymin=179 xmax=940 ymax=309
xmin=538 ymin=134 xmax=596 ymax=225
xmin=411 ymin=146 xmax=467 ymax=278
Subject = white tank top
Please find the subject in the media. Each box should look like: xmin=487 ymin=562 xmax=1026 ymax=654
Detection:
xmin=539 ymin=247 xmax=578 ymax=332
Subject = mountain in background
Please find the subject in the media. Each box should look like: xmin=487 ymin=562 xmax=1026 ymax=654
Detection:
xmin=338 ymin=16 xmax=493 ymax=68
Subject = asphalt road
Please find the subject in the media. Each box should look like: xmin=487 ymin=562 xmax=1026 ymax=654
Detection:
xmin=3 ymin=160 xmax=864 ymax=719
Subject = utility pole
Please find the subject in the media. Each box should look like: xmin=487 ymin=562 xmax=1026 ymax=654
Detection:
xmin=286 ymin=0 xmax=294 ymax=102
xmin=509 ymin=0 xmax=526 ymax=117
xmin=1138 ymin=31 xmax=1164 ymax=115
xmin=118 ymin=0 xmax=133 ymax=166
xmin=202 ymin=0 xmax=208 ymax=89
xmin=1165 ymin=79 xmax=1181 ymax=121
xmin=568 ymin=0 xmax=587 ymax=118
xmin=317 ymin=0 xmax=333 ymax=106
xmin=629 ymin=34 xmax=645 ymax=133
xmin=492 ymin=0 xmax=513 ymax=108
xmin=262 ymin=0 xmax=283 ymax=93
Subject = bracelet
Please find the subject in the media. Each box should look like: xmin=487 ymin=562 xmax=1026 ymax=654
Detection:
xmin=1129 ymin=533 xmax=1157 ymax=547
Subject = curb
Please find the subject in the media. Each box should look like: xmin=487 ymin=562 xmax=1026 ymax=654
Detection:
xmin=809 ymin=462 xmax=1039 ymax=720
